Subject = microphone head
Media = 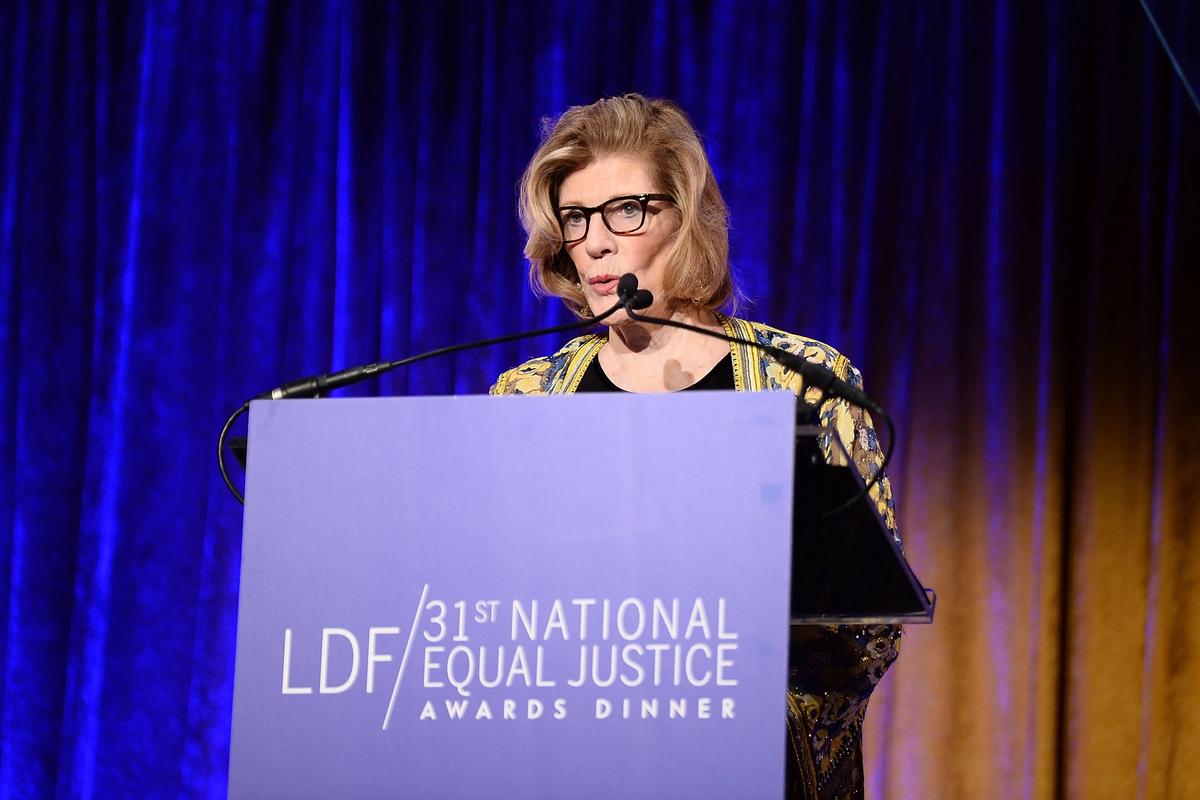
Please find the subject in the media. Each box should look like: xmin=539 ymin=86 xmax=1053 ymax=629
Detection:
xmin=617 ymin=273 xmax=639 ymax=301
xmin=631 ymin=289 xmax=654 ymax=310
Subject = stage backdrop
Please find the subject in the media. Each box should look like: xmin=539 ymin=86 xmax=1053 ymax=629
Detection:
xmin=1 ymin=1 xmax=1197 ymax=797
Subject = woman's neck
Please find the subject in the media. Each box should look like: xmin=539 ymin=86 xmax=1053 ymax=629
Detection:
xmin=605 ymin=305 xmax=720 ymax=354
xmin=598 ymin=306 xmax=729 ymax=392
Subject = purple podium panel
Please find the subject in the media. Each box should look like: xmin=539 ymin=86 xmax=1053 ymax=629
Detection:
xmin=229 ymin=391 xmax=796 ymax=799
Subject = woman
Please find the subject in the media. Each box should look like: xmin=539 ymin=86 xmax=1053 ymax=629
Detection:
xmin=491 ymin=94 xmax=902 ymax=800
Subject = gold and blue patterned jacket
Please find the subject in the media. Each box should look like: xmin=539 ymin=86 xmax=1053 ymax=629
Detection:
xmin=491 ymin=313 xmax=903 ymax=800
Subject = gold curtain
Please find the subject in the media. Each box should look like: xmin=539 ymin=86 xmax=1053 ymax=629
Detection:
xmin=860 ymin=101 xmax=1200 ymax=800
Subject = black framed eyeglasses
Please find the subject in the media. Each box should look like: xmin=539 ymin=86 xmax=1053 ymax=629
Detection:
xmin=557 ymin=193 xmax=675 ymax=243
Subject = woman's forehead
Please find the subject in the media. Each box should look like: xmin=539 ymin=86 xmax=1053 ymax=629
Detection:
xmin=559 ymin=154 xmax=655 ymax=205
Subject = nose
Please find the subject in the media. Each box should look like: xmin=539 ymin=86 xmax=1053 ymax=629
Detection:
xmin=582 ymin=211 xmax=615 ymax=258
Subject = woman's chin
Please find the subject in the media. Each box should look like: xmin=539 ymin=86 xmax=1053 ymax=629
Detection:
xmin=597 ymin=309 xmax=630 ymax=327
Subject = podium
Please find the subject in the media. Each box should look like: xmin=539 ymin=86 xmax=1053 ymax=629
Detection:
xmin=227 ymin=392 xmax=931 ymax=799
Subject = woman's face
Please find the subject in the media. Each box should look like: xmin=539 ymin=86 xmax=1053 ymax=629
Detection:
xmin=558 ymin=154 xmax=679 ymax=323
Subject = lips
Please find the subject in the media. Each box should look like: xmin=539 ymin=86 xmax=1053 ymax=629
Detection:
xmin=587 ymin=274 xmax=621 ymax=295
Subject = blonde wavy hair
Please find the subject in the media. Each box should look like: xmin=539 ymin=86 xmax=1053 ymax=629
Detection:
xmin=518 ymin=94 xmax=734 ymax=316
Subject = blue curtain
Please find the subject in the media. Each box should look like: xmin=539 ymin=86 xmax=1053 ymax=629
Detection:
xmin=2 ymin=1 xmax=1196 ymax=797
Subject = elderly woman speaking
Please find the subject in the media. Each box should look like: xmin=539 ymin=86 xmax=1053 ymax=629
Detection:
xmin=491 ymin=94 xmax=901 ymax=800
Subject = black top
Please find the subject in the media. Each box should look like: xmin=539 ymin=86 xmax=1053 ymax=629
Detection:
xmin=576 ymin=352 xmax=735 ymax=392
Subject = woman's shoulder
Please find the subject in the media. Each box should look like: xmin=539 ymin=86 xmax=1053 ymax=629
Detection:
xmin=724 ymin=315 xmax=857 ymax=385
xmin=489 ymin=333 xmax=604 ymax=395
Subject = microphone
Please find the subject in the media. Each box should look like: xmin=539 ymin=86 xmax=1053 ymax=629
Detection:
xmin=617 ymin=273 xmax=653 ymax=312
xmin=630 ymin=289 xmax=653 ymax=310
xmin=617 ymin=273 xmax=638 ymax=306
